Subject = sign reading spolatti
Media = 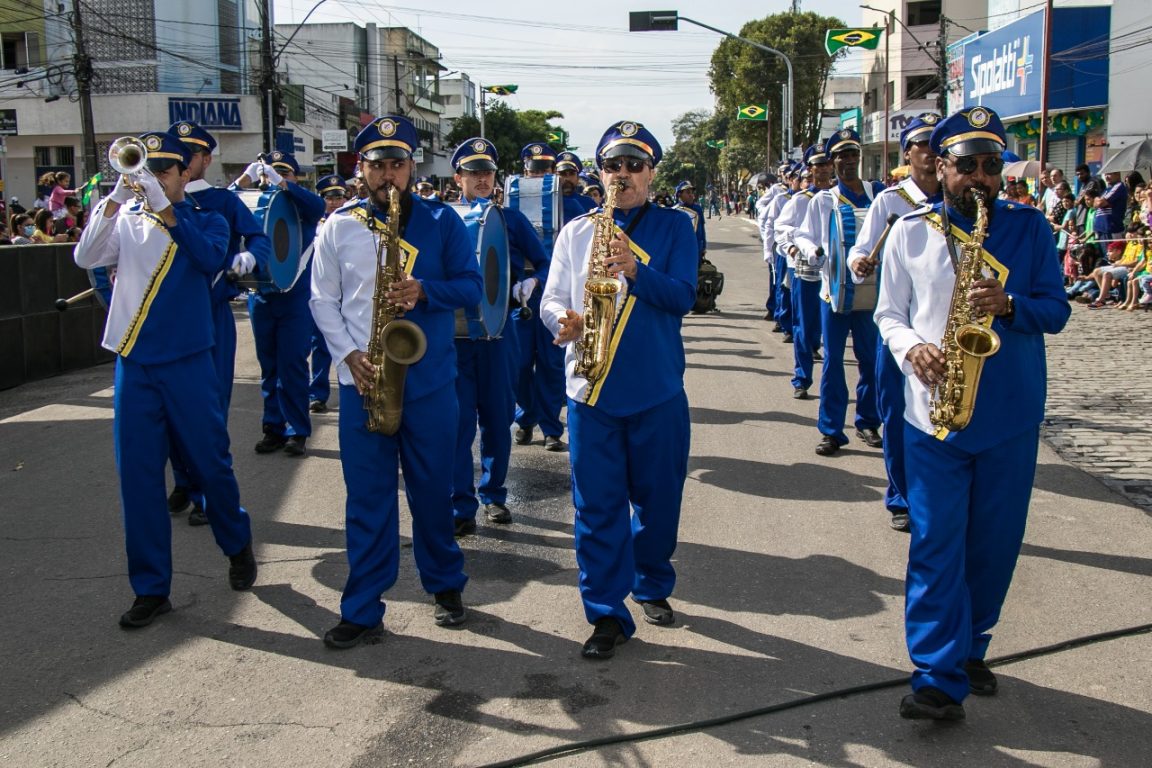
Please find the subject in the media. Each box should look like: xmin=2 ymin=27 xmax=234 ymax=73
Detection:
xmin=167 ymin=98 xmax=243 ymax=131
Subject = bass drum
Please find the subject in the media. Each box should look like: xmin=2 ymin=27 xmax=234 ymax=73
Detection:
xmin=504 ymin=174 xmax=562 ymax=253
xmin=827 ymin=203 xmax=876 ymax=314
xmin=87 ymin=265 xmax=115 ymax=309
xmin=234 ymin=188 xmax=304 ymax=292
xmin=451 ymin=200 xmax=510 ymax=339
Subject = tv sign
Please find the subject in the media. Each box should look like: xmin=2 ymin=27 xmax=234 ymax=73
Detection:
xmin=168 ymin=98 xmax=243 ymax=131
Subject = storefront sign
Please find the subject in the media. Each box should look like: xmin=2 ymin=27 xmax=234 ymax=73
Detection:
xmin=167 ymin=98 xmax=243 ymax=131
xmin=0 ymin=109 xmax=17 ymax=136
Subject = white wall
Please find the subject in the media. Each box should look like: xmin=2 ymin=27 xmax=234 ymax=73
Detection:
xmin=1106 ymin=0 xmax=1151 ymax=151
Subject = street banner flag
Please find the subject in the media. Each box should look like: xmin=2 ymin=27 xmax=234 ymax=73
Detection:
xmin=484 ymin=84 xmax=518 ymax=95
xmin=825 ymin=28 xmax=882 ymax=55
xmin=546 ymin=131 xmax=564 ymax=143
xmin=705 ymin=139 xmax=726 ymax=149
xmin=737 ymin=104 xmax=768 ymax=121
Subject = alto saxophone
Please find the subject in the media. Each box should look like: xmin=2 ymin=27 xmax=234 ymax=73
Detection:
xmin=364 ymin=185 xmax=428 ymax=435
xmin=929 ymin=190 xmax=1001 ymax=432
xmin=574 ymin=180 xmax=625 ymax=389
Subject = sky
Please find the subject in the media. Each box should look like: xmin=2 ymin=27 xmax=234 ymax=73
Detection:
xmin=275 ymin=0 xmax=867 ymax=157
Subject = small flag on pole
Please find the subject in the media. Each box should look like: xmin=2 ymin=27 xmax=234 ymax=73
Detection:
xmin=483 ymin=84 xmax=519 ymax=95
xmin=546 ymin=130 xmax=565 ymax=143
xmin=705 ymin=139 xmax=726 ymax=149
xmin=737 ymin=105 xmax=768 ymax=121
xmin=824 ymin=28 xmax=883 ymax=55
xmin=79 ymin=172 xmax=102 ymax=207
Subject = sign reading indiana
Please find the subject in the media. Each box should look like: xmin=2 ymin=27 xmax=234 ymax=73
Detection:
xmin=168 ymin=98 xmax=243 ymax=131
xmin=825 ymin=28 xmax=883 ymax=55
xmin=737 ymin=104 xmax=768 ymax=121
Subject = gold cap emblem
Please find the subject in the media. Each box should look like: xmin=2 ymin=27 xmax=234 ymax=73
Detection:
xmin=968 ymin=107 xmax=991 ymax=128
xmin=377 ymin=118 xmax=397 ymax=137
xmin=176 ymin=123 xmax=192 ymax=136
xmin=472 ymin=139 xmax=487 ymax=152
xmin=144 ymin=135 xmax=162 ymax=151
xmin=619 ymin=122 xmax=639 ymax=137
xmin=839 ymin=129 xmax=852 ymax=139
xmin=921 ymin=113 xmax=940 ymax=125
xmin=530 ymin=144 xmax=544 ymax=155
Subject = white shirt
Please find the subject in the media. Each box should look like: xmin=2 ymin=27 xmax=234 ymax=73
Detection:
xmin=847 ymin=178 xmax=933 ymax=284
xmin=540 ymin=215 xmax=601 ymax=404
xmin=773 ymin=190 xmax=814 ymax=270
xmin=794 ymin=185 xmax=876 ymax=299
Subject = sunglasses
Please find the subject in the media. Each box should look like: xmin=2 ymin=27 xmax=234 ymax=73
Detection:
xmin=602 ymin=158 xmax=650 ymax=173
xmin=948 ymin=156 xmax=1004 ymax=176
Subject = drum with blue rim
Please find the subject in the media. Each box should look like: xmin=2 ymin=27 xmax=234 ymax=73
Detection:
xmin=503 ymin=174 xmax=561 ymax=253
xmin=234 ymin=188 xmax=305 ymax=292
xmin=451 ymin=200 xmax=510 ymax=340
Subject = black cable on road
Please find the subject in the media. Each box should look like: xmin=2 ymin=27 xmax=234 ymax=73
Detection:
xmin=474 ymin=622 xmax=1152 ymax=768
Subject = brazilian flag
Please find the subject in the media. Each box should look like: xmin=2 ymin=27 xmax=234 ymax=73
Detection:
xmin=484 ymin=84 xmax=518 ymax=95
xmin=737 ymin=104 xmax=768 ymax=121
xmin=79 ymin=173 xmax=102 ymax=207
xmin=705 ymin=139 xmax=726 ymax=149
xmin=825 ymin=28 xmax=883 ymax=55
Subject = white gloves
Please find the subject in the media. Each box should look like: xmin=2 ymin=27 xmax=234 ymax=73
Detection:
xmin=263 ymin=164 xmax=284 ymax=186
xmin=109 ymin=174 xmax=137 ymax=205
xmin=512 ymin=277 xmax=538 ymax=303
xmin=231 ymin=251 xmax=256 ymax=276
xmin=242 ymin=162 xmax=283 ymax=187
xmin=136 ymin=173 xmax=171 ymax=213
xmin=241 ymin=162 xmax=263 ymax=184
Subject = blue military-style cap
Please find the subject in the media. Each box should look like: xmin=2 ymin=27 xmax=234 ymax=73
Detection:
xmin=317 ymin=174 xmax=346 ymax=197
xmin=355 ymin=115 xmax=419 ymax=161
xmin=804 ymin=143 xmax=829 ymax=165
xmin=520 ymin=143 xmax=557 ymax=172
xmin=929 ymin=106 xmax=1007 ymax=157
xmin=452 ymin=137 xmax=499 ymax=171
xmin=139 ymin=130 xmax=191 ymax=171
xmin=415 ymin=176 xmax=434 ymax=190
xmin=596 ymin=120 xmax=663 ymax=167
xmin=555 ymin=151 xmax=582 ymax=172
xmin=675 ymin=180 xmax=695 ymax=195
xmin=267 ymin=150 xmax=300 ymax=175
xmin=901 ymin=112 xmax=942 ymax=149
xmin=580 ymin=174 xmax=603 ymax=195
xmin=825 ymin=127 xmax=862 ymax=157
xmin=168 ymin=120 xmax=217 ymax=153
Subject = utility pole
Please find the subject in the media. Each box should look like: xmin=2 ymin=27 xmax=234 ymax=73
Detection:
xmin=259 ymin=0 xmax=276 ymax=153
xmin=937 ymin=14 xmax=949 ymax=114
xmin=70 ymin=0 xmax=99 ymax=184
xmin=882 ymin=10 xmax=892 ymax=180
xmin=393 ymin=55 xmax=403 ymax=115
xmin=1038 ymin=0 xmax=1053 ymax=169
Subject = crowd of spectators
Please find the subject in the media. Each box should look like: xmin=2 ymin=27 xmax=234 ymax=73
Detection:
xmin=2 ymin=171 xmax=89 ymax=246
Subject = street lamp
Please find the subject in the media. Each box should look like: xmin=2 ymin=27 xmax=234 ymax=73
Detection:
xmin=630 ymin=10 xmax=794 ymax=161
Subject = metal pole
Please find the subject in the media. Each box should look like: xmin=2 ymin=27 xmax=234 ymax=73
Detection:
xmin=766 ymin=102 xmax=772 ymax=171
xmin=259 ymin=0 xmax=275 ymax=152
xmin=882 ymin=12 xmax=891 ymax=180
xmin=70 ymin=0 xmax=99 ymax=184
xmin=479 ymin=85 xmax=486 ymax=139
xmin=1038 ymin=0 xmax=1053 ymax=173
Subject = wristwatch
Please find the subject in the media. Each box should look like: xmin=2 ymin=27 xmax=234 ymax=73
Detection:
xmin=1002 ymin=293 xmax=1015 ymax=320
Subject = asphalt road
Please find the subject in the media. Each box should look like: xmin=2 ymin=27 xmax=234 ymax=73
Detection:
xmin=1 ymin=212 xmax=1150 ymax=768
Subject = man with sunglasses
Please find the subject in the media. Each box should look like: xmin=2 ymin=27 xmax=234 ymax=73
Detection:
xmin=848 ymin=113 xmax=942 ymax=533
xmin=541 ymin=120 xmax=697 ymax=660
xmin=875 ymin=106 xmax=1070 ymax=720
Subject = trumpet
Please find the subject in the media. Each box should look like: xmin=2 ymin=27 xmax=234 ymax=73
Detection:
xmin=107 ymin=136 xmax=151 ymax=208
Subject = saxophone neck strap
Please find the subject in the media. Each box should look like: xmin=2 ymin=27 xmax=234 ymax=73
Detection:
xmin=937 ymin=206 xmax=962 ymax=275
xmin=620 ymin=201 xmax=651 ymax=238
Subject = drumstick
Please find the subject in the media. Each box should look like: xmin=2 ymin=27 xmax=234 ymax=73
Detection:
xmin=55 ymin=288 xmax=95 ymax=311
xmin=865 ymin=214 xmax=901 ymax=266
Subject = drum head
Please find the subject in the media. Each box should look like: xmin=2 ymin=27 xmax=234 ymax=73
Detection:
xmin=261 ymin=189 xmax=303 ymax=290
xmin=87 ymin=266 xmax=114 ymax=310
xmin=476 ymin=205 xmax=510 ymax=339
xmin=827 ymin=209 xmax=848 ymax=313
xmin=504 ymin=175 xmax=562 ymax=251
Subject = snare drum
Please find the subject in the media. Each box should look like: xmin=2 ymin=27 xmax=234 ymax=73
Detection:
xmin=504 ymin=174 xmax=562 ymax=253
xmin=451 ymin=200 xmax=510 ymax=340
xmin=234 ymin=188 xmax=305 ymax=292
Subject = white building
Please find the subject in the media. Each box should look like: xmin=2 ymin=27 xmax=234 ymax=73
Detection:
xmin=819 ymin=75 xmax=864 ymax=141
xmin=1103 ymin=0 xmax=1151 ymax=159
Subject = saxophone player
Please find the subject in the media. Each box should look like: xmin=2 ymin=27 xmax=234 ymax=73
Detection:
xmin=874 ymin=107 xmax=1070 ymax=720
xmin=541 ymin=121 xmax=697 ymax=659
xmin=310 ymin=115 xmax=482 ymax=649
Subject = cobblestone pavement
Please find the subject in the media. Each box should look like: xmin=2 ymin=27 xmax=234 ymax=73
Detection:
xmin=1043 ymin=302 xmax=1152 ymax=513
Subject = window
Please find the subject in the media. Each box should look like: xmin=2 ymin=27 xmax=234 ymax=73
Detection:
xmin=55 ymin=147 xmax=75 ymax=166
xmin=906 ymin=0 xmax=941 ymax=27
xmin=906 ymin=75 xmax=939 ymax=101
xmin=1 ymin=32 xmax=41 ymax=70
xmin=34 ymin=146 xmax=52 ymax=167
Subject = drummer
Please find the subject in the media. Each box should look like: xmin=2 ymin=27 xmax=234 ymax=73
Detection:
xmin=308 ymin=173 xmax=348 ymax=414
xmin=166 ymin=120 xmax=271 ymax=527
xmin=233 ymin=151 xmax=325 ymax=457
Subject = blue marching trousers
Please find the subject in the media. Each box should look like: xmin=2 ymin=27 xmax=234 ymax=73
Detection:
xmin=772 ymin=252 xmax=792 ymax=330
xmin=904 ymin=424 xmax=1039 ymax=703
xmin=248 ymin=289 xmax=312 ymax=438
xmin=790 ymin=276 xmax=822 ymax=391
xmin=337 ymin=383 xmax=467 ymax=627
xmin=876 ymin=338 xmax=908 ymax=514
xmin=567 ymin=391 xmax=690 ymax=638
xmin=171 ymin=297 xmax=237 ymax=505
xmin=309 ymin=316 xmax=332 ymax=405
xmin=818 ymin=302 xmax=881 ymax=444
xmin=514 ymin=289 xmax=566 ymax=438
xmin=453 ymin=319 xmax=519 ymax=521
xmin=764 ymin=251 xmax=776 ymax=314
xmin=115 ymin=352 xmax=252 ymax=597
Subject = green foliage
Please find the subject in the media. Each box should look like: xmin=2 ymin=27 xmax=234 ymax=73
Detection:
xmin=444 ymin=103 xmax=568 ymax=176
xmin=654 ymin=109 xmax=720 ymax=194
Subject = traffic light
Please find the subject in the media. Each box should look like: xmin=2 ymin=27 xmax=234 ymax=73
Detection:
xmin=629 ymin=11 xmax=678 ymax=32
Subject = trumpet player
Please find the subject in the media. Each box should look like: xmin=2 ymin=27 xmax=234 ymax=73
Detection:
xmin=875 ymin=107 xmax=1070 ymax=720
xmin=310 ymin=115 xmax=481 ymax=649
xmin=74 ymin=131 xmax=257 ymax=629
xmin=541 ymin=121 xmax=697 ymax=659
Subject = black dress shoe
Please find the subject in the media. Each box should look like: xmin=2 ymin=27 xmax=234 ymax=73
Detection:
xmin=283 ymin=436 xmax=307 ymax=457
xmin=813 ymin=348 xmax=823 ymax=361
xmin=309 ymin=400 xmax=328 ymax=414
xmin=514 ymin=426 xmax=534 ymax=445
xmin=582 ymin=617 xmax=627 ymax=660
xmin=119 ymin=595 xmax=172 ymax=629
xmin=889 ymin=512 xmax=911 ymax=532
xmin=433 ymin=590 xmax=467 ymax=626
xmin=188 ymin=502 xmax=208 ymax=527
xmin=636 ymin=597 xmax=675 ymax=626
xmin=782 ymin=332 xmax=794 ymax=343
xmin=792 ymin=387 xmax=808 ymax=400
xmin=323 ymin=620 xmax=384 ymax=649
xmin=815 ymin=436 xmax=841 ymax=456
xmin=770 ymin=318 xmax=781 ymax=328
xmin=543 ymin=435 xmax=565 ymax=452
xmin=228 ymin=543 xmax=258 ymax=590
xmin=485 ymin=503 xmax=512 ymax=524
xmin=254 ymin=427 xmax=287 ymax=454
xmin=856 ymin=427 xmax=884 ymax=448
xmin=167 ymin=485 xmax=192 ymax=515
xmin=899 ymin=686 xmax=965 ymax=720
xmin=965 ymin=658 xmax=998 ymax=696
xmin=454 ymin=518 xmax=477 ymax=537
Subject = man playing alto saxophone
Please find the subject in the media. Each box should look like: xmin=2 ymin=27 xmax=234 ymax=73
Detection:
xmin=541 ymin=120 xmax=697 ymax=659
xmin=874 ymin=107 xmax=1070 ymax=720
xmin=310 ymin=115 xmax=481 ymax=649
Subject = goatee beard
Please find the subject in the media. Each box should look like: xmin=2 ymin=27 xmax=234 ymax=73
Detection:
xmin=945 ymin=186 xmax=994 ymax=221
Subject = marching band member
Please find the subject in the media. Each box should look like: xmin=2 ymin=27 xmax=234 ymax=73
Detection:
xmin=672 ymin=180 xmax=707 ymax=263
xmin=234 ymin=151 xmax=325 ymax=457
xmin=556 ymin=150 xmax=597 ymax=217
xmin=75 ymin=130 xmax=257 ymax=629
xmin=307 ymin=173 xmax=348 ymax=414
xmin=415 ymin=177 xmax=439 ymax=201
xmin=541 ymin=120 xmax=697 ymax=659
xmin=775 ymin=146 xmax=834 ymax=399
xmin=580 ymin=175 xmax=604 ymax=206
xmin=794 ymin=129 xmax=886 ymax=457
xmin=513 ymin=142 xmax=567 ymax=452
xmin=755 ymin=170 xmax=787 ymax=325
xmin=310 ymin=115 xmax=481 ymax=648
xmin=875 ymin=107 xmax=1069 ymax=720
xmin=449 ymin=138 xmax=550 ymax=536
xmin=165 ymin=120 xmax=271 ymax=526
xmin=848 ymin=114 xmax=942 ymax=532
xmin=765 ymin=165 xmax=804 ymax=342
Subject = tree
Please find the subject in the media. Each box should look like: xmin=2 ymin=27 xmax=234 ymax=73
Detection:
xmin=709 ymin=11 xmax=847 ymax=168
xmin=444 ymin=103 xmax=570 ymax=176
xmin=654 ymin=109 xmax=716 ymax=195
